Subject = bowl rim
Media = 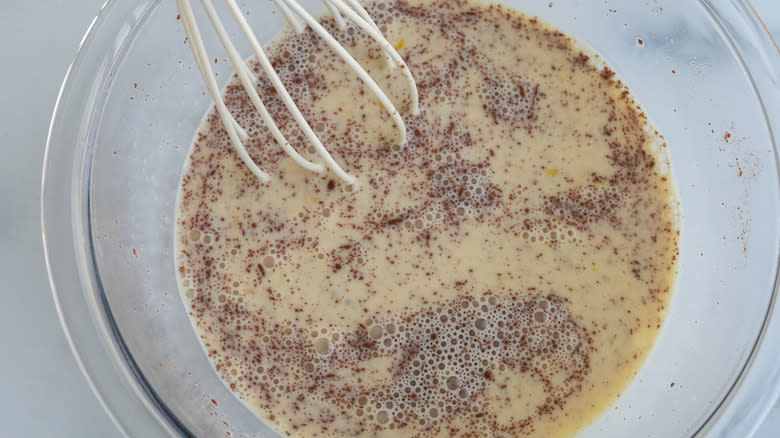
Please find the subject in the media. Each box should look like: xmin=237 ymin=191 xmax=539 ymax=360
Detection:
xmin=41 ymin=0 xmax=185 ymax=436
xmin=41 ymin=0 xmax=780 ymax=437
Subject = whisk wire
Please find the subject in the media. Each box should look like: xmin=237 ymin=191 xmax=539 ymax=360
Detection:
xmin=203 ymin=0 xmax=326 ymax=174
xmin=326 ymin=0 xmax=419 ymax=114
xmin=280 ymin=0 xmax=408 ymax=142
xmin=177 ymin=0 xmax=419 ymax=185
xmin=226 ymin=0 xmax=358 ymax=183
xmin=323 ymin=0 xmax=348 ymax=29
xmin=270 ymin=0 xmax=306 ymax=32
xmin=177 ymin=0 xmax=271 ymax=182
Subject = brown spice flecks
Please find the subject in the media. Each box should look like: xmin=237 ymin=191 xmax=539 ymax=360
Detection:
xmin=480 ymin=70 xmax=543 ymax=130
xmin=190 ymin=290 xmax=591 ymax=436
xmin=175 ymin=0 xmax=679 ymax=436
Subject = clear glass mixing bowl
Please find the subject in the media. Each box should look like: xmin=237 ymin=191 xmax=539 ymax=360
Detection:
xmin=42 ymin=0 xmax=780 ymax=437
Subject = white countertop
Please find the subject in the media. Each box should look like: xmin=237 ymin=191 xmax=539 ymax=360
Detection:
xmin=0 ymin=1 xmax=778 ymax=436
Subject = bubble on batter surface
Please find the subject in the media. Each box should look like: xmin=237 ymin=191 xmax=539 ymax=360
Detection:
xmin=209 ymin=290 xmax=593 ymax=435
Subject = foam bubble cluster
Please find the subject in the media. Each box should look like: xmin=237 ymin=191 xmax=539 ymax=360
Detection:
xmin=195 ymin=291 xmax=592 ymax=435
xmin=320 ymin=293 xmax=592 ymax=433
xmin=429 ymin=159 xmax=502 ymax=220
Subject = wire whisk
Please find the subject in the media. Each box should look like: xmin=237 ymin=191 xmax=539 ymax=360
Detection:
xmin=176 ymin=0 xmax=419 ymax=185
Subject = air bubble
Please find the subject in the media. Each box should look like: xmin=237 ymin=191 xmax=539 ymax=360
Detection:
xmin=313 ymin=338 xmax=332 ymax=355
xmin=262 ymin=255 xmax=276 ymax=268
xmin=369 ymin=325 xmax=383 ymax=339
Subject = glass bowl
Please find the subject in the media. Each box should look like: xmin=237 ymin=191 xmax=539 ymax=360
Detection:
xmin=42 ymin=0 xmax=780 ymax=437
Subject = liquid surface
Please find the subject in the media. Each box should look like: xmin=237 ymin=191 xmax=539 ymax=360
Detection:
xmin=176 ymin=1 xmax=679 ymax=436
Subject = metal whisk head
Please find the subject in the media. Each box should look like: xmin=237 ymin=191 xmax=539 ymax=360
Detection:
xmin=176 ymin=0 xmax=419 ymax=185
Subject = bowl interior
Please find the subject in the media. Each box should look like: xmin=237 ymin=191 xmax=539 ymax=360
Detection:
xmin=78 ymin=0 xmax=779 ymax=436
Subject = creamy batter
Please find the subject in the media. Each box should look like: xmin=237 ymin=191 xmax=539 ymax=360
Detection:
xmin=176 ymin=0 xmax=679 ymax=436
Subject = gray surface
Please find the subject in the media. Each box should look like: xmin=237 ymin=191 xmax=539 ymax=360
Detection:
xmin=0 ymin=0 xmax=777 ymax=437
xmin=0 ymin=2 xmax=117 ymax=437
